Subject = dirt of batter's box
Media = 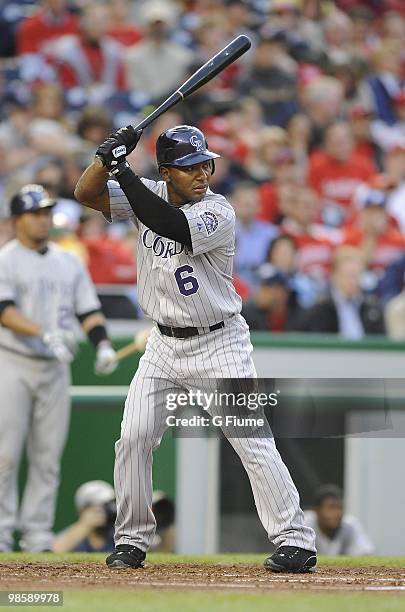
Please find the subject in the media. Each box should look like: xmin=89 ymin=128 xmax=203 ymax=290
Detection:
xmin=1 ymin=562 xmax=405 ymax=592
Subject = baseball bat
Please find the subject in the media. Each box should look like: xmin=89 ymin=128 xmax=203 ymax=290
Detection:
xmin=115 ymin=327 xmax=153 ymax=362
xmin=115 ymin=341 xmax=139 ymax=362
xmin=132 ymin=35 xmax=251 ymax=131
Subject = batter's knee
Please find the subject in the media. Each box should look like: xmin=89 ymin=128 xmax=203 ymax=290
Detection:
xmin=116 ymin=427 xmax=157 ymax=452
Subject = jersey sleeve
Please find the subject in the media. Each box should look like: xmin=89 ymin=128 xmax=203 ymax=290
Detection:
xmin=107 ymin=179 xmax=137 ymax=224
xmin=0 ymin=255 xmax=15 ymax=302
xmin=182 ymin=199 xmax=235 ymax=256
xmin=73 ymin=258 xmax=102 ymax=317
xmin=107 ymin=177 xmax=163 ymax=227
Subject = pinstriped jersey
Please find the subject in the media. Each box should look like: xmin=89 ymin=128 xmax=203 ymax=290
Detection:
xmin=107 ymin=178 xmax=242 ymax=327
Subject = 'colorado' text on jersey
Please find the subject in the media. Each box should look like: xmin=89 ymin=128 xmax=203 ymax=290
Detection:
xmin=108 ymin=178 xmax=242 ymax=327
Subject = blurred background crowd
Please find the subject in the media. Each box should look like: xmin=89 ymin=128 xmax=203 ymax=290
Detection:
xmin=0 ymin=0 xmax=404 ymax=338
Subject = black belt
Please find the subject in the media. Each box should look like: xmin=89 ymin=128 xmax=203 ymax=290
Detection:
xmin=158 ymin=321 xmax=224 ymax=339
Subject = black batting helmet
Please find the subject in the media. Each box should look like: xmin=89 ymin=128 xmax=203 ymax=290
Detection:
xmin=10 ymin=184 xmax=56 ymax=217
xmin=156 ymin=125 xmax=220 ymax=172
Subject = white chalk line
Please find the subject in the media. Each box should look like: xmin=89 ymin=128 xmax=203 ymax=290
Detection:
xmin=365 ymin=586 xmax=405 ymax=591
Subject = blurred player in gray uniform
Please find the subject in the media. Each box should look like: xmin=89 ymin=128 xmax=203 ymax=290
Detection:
xmin=305 ymin=485 xmax=374 ymax=556
xmin=0 ymin=185 xmax=118 ymax=552
xmin=75 ymin=125 xmax=317 ymax=573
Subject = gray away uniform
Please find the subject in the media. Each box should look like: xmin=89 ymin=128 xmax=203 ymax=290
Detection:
xmin=108 ymin=178 xmax=316 ymax=553
xmin=0 ymin=240 xmax=100 ymax=552
xmin=305 ymin=510 xmax=374 ymax=555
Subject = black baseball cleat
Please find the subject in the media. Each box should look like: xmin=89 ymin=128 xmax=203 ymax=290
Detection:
xmin=264 ymin=546 xmax=317 ymax=573
xmin=106 ymin=544 xmax=146 ymax=569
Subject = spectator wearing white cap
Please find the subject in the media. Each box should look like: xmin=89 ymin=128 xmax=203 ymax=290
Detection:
xmin=52 ymin=481 xmax=175 ymax=552
xmin=52 ymin=480 xmax=116 ymax=553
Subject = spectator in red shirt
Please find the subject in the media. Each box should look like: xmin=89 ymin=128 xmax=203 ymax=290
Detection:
xmin=341 ymin=186 xmax=405 ymax=278
xmin=280 ymin=185 xmax=338 ymax=294
xmin=348 ymin=105 xmax=378 ymax=165
xmin=308 ymin=121 xmax=376 ymax=227
xmin=79 ymin=211 xmax=136 ymax=286
xmin=199 ymin=106 xmax=250 ymax=167
xmin=106 ymin=0 xmax=142 ymax=48
xmin=258 ymin=148 xmax=300 ymax=224
xmin=17 ymin=0 xmax=79 ymax=82
xmin=49 ymin=2 xmax=126 ymax=106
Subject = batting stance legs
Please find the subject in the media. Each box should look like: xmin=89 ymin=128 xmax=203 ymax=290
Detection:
xmin=113 ymin=316 xmax=315 ymax=553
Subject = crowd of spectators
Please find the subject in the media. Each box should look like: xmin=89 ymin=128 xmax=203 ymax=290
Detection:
xmin=0 ymin=0 xmax=404 ymax=338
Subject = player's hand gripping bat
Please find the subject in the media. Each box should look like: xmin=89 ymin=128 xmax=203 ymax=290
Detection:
xmin=95 ymin=35 xmax=251 ymax=168
xmin=98 ymin=36 xmax=252 ymax=364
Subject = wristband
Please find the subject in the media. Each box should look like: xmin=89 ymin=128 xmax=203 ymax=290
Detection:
xmin=110 ymin=160 xmax=131 ymax=178
xmin=87 ymin=325 xmax=108 ymax=348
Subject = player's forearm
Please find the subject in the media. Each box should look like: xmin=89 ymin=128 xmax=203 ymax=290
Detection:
xmin=115 ymin=165 xmax=192 ymax=246
xmin=74 ymin=158 xmax=110 ymax=214
xmin=80 ymin=311 xmax=106 ymax=334
xmin=0 ymin=306 xmax=41 ymax=336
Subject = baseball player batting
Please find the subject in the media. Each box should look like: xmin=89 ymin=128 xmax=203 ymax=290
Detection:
xmin=0 ymin=184 xmax=118 ymax=552
xmin=75 ymin=125 xmax=317 ymax=572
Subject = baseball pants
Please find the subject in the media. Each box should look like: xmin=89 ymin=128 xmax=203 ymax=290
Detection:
xmin=113 ymin=315 xmax=316 ymax=553
xmin=0 ymin=349 xmax=70 ymax=552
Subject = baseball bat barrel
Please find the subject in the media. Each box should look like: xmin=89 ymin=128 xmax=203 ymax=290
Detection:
xmin=132 ymin=35 xmax=251 ymax=131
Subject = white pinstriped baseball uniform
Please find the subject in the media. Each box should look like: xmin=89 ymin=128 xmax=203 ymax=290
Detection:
xmin=107 ymin=178 xmax=316 ymax=553
xmin=0 ymin=240 xmax=101 ymax=552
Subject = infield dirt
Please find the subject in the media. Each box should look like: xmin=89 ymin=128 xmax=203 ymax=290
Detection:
xmin=1 ymin=562 xmax=405 ymax=593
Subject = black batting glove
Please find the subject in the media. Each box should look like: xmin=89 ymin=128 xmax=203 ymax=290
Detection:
xmin=96 ymin=126 xmax=143 ymax=174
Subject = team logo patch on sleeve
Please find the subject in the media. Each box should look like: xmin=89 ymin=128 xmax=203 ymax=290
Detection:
xmin=198 ymin=211 xmax=219 ymax=235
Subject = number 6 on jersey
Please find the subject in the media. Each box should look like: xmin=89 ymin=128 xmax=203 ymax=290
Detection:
xmin=174 ymin=265 xmax=199 ymax=296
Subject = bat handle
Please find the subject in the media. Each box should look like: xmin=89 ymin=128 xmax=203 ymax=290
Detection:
xmin=115 ymin=342 xmax=139 ymax=361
